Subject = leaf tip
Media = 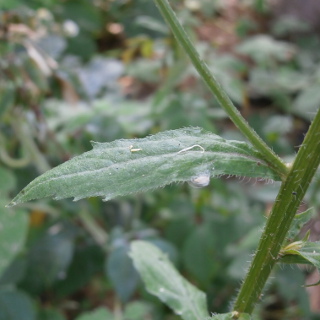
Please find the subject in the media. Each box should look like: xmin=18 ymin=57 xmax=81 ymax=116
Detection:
xmin=5 ymin=201 xmax=16 ymax=208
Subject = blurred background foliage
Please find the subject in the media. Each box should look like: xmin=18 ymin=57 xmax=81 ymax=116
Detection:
xmin=1 ymin=0 xmax=320 ymax=319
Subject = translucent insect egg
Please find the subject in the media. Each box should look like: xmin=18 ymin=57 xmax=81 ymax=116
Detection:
xmin=188 ymin=173 xmax=210 ymax=188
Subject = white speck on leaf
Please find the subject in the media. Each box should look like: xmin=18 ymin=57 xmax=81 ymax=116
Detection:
xmin=177 ymin=144 xmax=205 ymax=154
xmin=188 ymin=172 xmax=210 ymax=188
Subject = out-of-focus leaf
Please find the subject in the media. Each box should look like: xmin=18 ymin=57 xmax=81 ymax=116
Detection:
xmin=130 ymin=241 xmax=209 ymax=320
xmin=287 ymin=207 xmax=315 ymax=241
xmin=275 ymin=265 xmax=306 ymax=302
xmin=126 ymin=58 xmax=162 ymax=83
xmin=135 ymin=16 xmax=168 ymax=34
xmin=37 ymin=35 xmax=67 ymax=60
xmin=106 ymin=242 xmax=140 ymax=302
xmin=262 ymin=115 xmax=293 ymax=136
xmin=292 ymin=83 xmax=320 ymax=120
xmin=0 ymin=167 xmax=16 ymax=192
xmin=208 ymin=55 xmax=246 ymax=104
xmin=123 ymin=301 xmax=154 ymax=320
xmin=272 ymin=16 xmax=310 ymax=36
xmin=0 ymin=83 xmax=15 ymax=117
xmin=37 ymin=308 xmax=66 ymax=320
xmin=236 ymin=35 xmax=296 ymax=64
xmin=78 ymin=57 xmax=124 ymax=98
xmin=75 ymin=308 xmax=113 ymax=320
xmin=182 ymin=224 xmax=216 ymax=285
xmin=61 ymin=1 xmax=103 ymax=32
xmin=24 ymin=58 xmax=48 ymax=91
xmin=0 ymin=199 xmax=28 ymax=278
xmin=227 ymin=226 xmax=262 ymax=280
xmin=148 ymin=238 xmax=179 ymax=265
xmin=53 ymin=244 xmax=104 ymax=298
xmin=9 ymin=128 xmax=280 ymax=206
xmin=248 ymin=68 xmax=308 ymax=97
xmin=0 ymin=288 xmax=35 ymax=320
xmin=0 ymin=0 xmax=22 ymax=9
xmin=158 ymin=94 xmax=216 ymax=130
xmin=0 ymin=256 xmax=27 ymax=286
xmin=20 ymin=226 xmax=75 ymax=293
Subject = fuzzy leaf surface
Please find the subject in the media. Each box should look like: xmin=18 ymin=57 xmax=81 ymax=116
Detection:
xmin=130 ymin=241 xmax=209 ymax=320
xmin=8 ymin=128 xmax=280 ymax=206
xmin=211 ymin=313 xmax=251 ymax=320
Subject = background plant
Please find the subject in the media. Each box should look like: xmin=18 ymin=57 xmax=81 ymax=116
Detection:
xmin=1 ymin=1 xmax=320 ymax=319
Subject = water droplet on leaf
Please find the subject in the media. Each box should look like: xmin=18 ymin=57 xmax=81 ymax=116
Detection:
xmin=188 ymin=173 xmax=210 ymax=188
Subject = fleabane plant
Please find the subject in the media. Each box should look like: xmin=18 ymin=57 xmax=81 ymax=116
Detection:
xmin=8 ymin=0 xmax=320 ymax=319
xmin=7 ymin=128 xmax=280 ymax=206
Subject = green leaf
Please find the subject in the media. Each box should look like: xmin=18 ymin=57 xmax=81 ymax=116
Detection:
xmin=21 ymin=228 xmax=74 ymax=293
xmin=106 ymin=242 xmax=140 ymax=302
xmin=182 ymin=224 xmax=216 ymax=286
xmin=236 ymin=35 xmax=295 ymax=64
xmin=75 ymin=307 xmax=113 ymax=320
xmin=292 ymin=84 xmax=320 ymax=120
xmin=130 ymin=240 xmax=209 ymax=320
xmin=8 ymin=128 xmax=280 ymax=206
xmin=0 ymin=199 xmax=28 ymax=278
xmin=279 ymin=241 xmax=320 ymax=268
xmin=0 ymin=167 xmax=16 ymax=192
xmin=0 ymin=288 xmax=36 ymax=320
xmin=37 ymin=308 xmax=66 ymax=320
xmin=287 ymin=207 xmax=315 ymax=241
xmin=123 ymin=301 xmax=154 ymax=320
xmin=211 ymin=313 xmax=251 ymax=320
xmin=53 ymin=244 xmax=104 ymax=298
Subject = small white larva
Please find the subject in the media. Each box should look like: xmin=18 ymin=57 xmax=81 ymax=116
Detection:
xmin=188 ymin=173 xmax=210 ymax=188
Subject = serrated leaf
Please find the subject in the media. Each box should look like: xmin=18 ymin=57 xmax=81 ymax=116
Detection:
xmin=8 ymin=128 xmax=280 ymax=206
xmin=130 ymin=241 xmax=209 ymax=320
xmin=211 ymin=312 xmax=251 ymax=320
xmin=287 ymin=207 xmax=315 ymax=241
xmin=279 ymin=241 xmax=320 ymax=268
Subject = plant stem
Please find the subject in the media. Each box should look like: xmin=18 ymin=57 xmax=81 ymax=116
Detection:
xmin=79 ymin=208 xmax=108 ymax=247
xmin=233 ymin=108 xmax=320 ymax=314
xmin=153 ymin=0 xmax=288 ymax=179
xmin=12 ymin=114 xmax=51 ymax=173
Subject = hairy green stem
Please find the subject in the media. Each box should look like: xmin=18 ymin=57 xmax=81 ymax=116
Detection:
xmin=233 ymin=108 xmax=320 ymax=313
xmin=153 ymin=0 xmax=288 ymax=179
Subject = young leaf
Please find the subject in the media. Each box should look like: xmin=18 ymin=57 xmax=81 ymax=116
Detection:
xmin=8 ymin=128 xmax=280 ymax=206
xmin=279 ymin=241 xmax=320 ymax=269
xmin=130 ymin=240 xmax=209 ymax=320
xmin=286 ymin=207 xmax=315 ymax=241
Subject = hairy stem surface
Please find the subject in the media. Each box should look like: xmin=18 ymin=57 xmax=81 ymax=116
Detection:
xmin=233 ymin=108 xmax=320 ymax=313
